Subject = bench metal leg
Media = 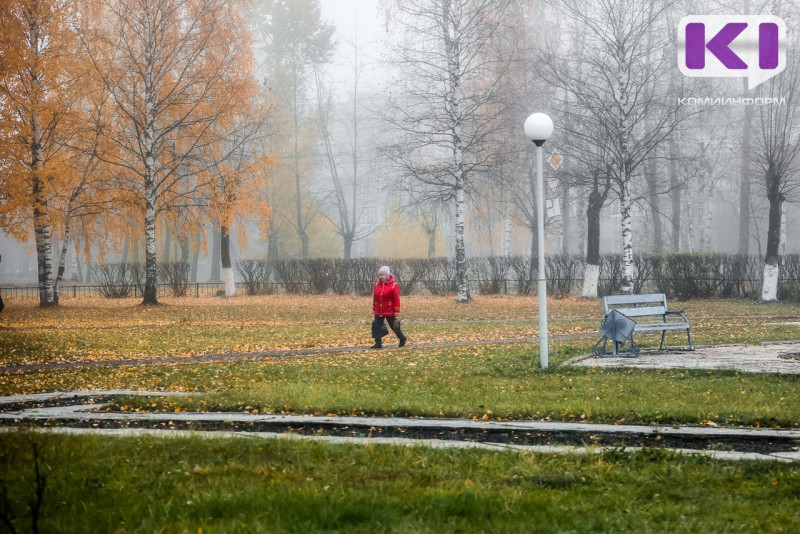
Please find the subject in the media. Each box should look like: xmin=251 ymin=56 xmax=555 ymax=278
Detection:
xmin=659 ymin=330 xmax=666 ymax=350
xmin=687 ymin=328 xmax=693 ymax=350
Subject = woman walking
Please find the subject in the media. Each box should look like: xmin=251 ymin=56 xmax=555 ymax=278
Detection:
xmin=371 ymin=265 xmax=408 ymax=349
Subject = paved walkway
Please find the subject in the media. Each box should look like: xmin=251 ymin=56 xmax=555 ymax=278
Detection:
xmin=570 ymin=341 xmax=800 ymax=374
xmin=3 ymin=342 xmax=800 ymax=462
xmin=6 ymin=426 xmax=797 ymax=463
xmin=2 ymin=388 xmax=799 ymax=462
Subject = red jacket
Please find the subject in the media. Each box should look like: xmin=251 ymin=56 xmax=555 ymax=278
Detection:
xmin=373 ymin=276 xmax=401 ymax=317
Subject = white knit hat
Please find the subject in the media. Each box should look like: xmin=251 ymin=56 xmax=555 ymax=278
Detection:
xmin=378 ymin=266 xmax=391 ymax=276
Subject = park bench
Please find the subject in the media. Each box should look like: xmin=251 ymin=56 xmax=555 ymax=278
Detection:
xmin=597 ymin=293 xmax=693 ymax=356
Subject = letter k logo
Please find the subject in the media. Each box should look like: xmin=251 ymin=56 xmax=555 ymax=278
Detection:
xmin=686 ymin=22 xmax=747 ymax=69
xmin=678 ymin=15 xmax=786 ymax=90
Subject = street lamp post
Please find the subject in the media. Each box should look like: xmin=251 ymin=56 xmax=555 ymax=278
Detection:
xmin=524 ymin=113 xmax=554 ymax=369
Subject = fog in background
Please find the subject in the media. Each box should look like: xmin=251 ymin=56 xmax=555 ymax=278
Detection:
xmin=2 ymin=0 xmax=799 ymax=301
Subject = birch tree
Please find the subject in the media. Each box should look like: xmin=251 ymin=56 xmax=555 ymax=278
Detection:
xmin=0 ymin=0 xmax=89 ymax=306
xmin=755 ymin=45 xmax=800 ymax=301
xmin=82 ymin=0 xmax=257 ymax=305
xmin=383 ymin=0 xmax=514 ymax=302
xmin=205 ymin=112 xmax=271 ymax=297
xmin=547 ymin=0 xmax=686 ymax=294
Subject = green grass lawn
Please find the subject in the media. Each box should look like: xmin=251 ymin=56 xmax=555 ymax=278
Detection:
xmin=2 ymin=295 xmax=800 ymax=427
xmin=2 ymin=432 xmax=799 ymax=533
xmin=3 ymin=295 xmax=800 ymax=531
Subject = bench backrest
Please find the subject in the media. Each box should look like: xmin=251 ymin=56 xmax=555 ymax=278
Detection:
xmin=602 ymin=293 xmax=668 ymax=318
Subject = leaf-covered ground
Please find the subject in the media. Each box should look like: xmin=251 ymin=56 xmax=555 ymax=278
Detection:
xmin=2 ymin=294 xmax=799 ymax=367
xmin=3 ymin=296 xmax=799 ymax=532
xmin=1 ymin=295 xmax=800 ymax=428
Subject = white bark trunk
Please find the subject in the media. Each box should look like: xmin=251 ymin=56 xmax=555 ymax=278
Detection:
xmin=620 ymin=187 xmax=634 ymax=294
xmin=502 ymin=206 xmax=512 ymax=257
xmin=223 ymin=267 xmax=235 ymax=297
xmin=68 ymin=239 xmax=80 ymax=281
xmin=685 ymin=187 xmax=696 ymax=252
xmin=780 ymin=204 xmax=787 ymax=256
xmin=444 ymin=1 xmax=468 ymax=303
xmin=144 ymin=183 xmax=158 ymax=303
xmin=34 ymin=208 xmax=55 ymax=305
xmin=702 ymin=193 xmax=714 ymax=252
xmin=582 ymin=263 xmax=600 ymax=298
xmin=455 ymin=184 xmax=469 ymax=303
xmin=577 ymin=191 xmax=586 ymax=256
xmin=762 ymin=262 xmax=779 ymax=301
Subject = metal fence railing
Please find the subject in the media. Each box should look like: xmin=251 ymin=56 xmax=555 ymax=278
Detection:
xmin=0 ymin=276 xmax=777 ymax=302
xmin=0 ymin=282 xmax=231 ymax=301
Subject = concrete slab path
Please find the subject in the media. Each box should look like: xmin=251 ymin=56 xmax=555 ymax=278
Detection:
xmin=570 ymin=341 xmax=800 ymax=374
xmin=3 ymin=342 xmax=800 ymax=461
xmin=2 ymin=389 xmax=799 ymax=462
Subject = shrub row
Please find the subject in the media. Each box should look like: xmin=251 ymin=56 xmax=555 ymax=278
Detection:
xmin=90 ymin=254 xmax=800 ymax=301
xmin=93 ymin=262 xmax=189 ymax=297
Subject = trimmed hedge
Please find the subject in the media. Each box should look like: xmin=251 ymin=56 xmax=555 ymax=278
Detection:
xmin=94 ymin=262 xmax=189 ymax=298
xmin=89 ymin=253 xmax=800 ymax=301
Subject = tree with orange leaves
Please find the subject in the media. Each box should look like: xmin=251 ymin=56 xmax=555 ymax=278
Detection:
xmin=80 ymin=0 xmax=262 ymax=304
xmin=201 ymin=96 xmax=272 ymax=297
xmin=0 ymin=0 xmax=97 ymax=307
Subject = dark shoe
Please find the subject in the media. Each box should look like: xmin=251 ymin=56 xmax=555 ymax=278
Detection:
xmin=370 ymin=342 xmax=383 ymax=349
xmin=399 ymin=335 xmax=407 ymax=348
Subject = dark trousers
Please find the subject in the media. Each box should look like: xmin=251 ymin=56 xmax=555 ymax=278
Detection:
xmin=372 ymin=316 xmax=403 ymax=341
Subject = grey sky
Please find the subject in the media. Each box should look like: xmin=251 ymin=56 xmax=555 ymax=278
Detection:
xmin=320 ymin=0 xmax=387 ymax=95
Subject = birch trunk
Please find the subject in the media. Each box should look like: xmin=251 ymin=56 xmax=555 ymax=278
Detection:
xmin=739 ymin=94 xmax=753 ymax=255
xmin=702 ymin=194 xmax=714 ymax=252
xmin=780 ymin=204 xmax=787 ymax=256
xmin=25 ymin=13 xmax=56 ymax=307
xmin=141 ymin=19 xmax=159 ymax=305
xmin=210 ymin=224 xmax=222 ymax=282
xmin=762 ymin=166 xmax=782 ymax=301
xmin=31 ymin=115 xmax=55 ymax=307
xmin=221 ymin=224 xmax=235 ymax=297
xmin=684 ymin=184 xmax=696 ymax=252
xmin=69 ymin=238 xmax=80 ymax=282
xmin=162 ymin=225 xmax=171 ymax=263
xmin=582 ymin=186 xmax=604 ymax=298
xmin=670 ymin=136 xmax=681 ymax=251
xmin=32 ymin=191 xmax=55 ymax=306
xmin=560 ymin=186 xmax=570 ymax=254
xmin=54 ymin=217 xmax=75 ymax=304
xmin=738 ymin=0 xmax=752 ymax=254
xmin=445 ymin=0 xmax=468 ymax=303
xmin=620 ymin=186 xmax=635 ymax=294
xmin=582 ymin=264 xmax=600 ymax=298
xmin=762 ymin=263 xmax=779 ymax=301
xmin=190 ymin=231 xmax=200 ymax=283
xmin=502 ymin=205 xmax=513 ymax=257
xmin=143 ymin=180 xmax=158 ymax=304
xmin=454 ymin=181 xmax=469 ymax=302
